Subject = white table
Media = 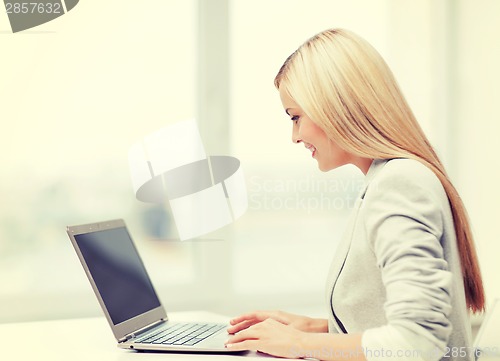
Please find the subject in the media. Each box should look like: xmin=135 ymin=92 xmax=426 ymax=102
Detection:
xmin=3 ymin=311 xmax=498 ymax=361
xmin=0 ymin=311 xmax=277 ymax=361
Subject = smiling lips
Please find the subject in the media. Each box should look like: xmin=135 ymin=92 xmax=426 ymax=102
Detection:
xmin=305 ymin=144 xmax=316 ymax=157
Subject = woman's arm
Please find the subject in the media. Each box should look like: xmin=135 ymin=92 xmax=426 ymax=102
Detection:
xmin=299 ymin=332 xmax=365 ymax=360
xmin=360 ymin=161 xmax=453 ymax=360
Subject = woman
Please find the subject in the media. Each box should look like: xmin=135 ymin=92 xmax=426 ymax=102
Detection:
xmin=224 ymin=29 xmax=485 ymax=361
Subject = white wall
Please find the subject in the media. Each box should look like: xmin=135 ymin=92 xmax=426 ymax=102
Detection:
xmin=454 ymin=0 xmax=500 ymax=303
xmin=1 ymin=0 xmax=499 ymax=323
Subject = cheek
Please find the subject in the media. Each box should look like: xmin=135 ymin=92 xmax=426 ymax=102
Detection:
xmin=305 ymin=121 xmax=327 ymax=142
xmin=327 ymin=142 xmax=345 ymax=157
xmin=320 ymin=139 xmax=348 ymax=164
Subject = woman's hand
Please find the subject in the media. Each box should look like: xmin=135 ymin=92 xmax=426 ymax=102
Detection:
xmin=226 ymin=312 xmax=365 ymax=361
xmin=227 ymin=310 xmax=327 ymax=334
xmin=225 ymin=318 xmax=306 ymax=358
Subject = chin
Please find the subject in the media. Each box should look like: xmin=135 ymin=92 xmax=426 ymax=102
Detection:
xmin=317 ymin=160 xmax=340 ymax=172
xmin=318 ymin=163 xmax=335 ymax=172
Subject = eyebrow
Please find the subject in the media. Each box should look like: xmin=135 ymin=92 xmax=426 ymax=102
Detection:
xmin=285 ymin=108 xmax=291 ymax=115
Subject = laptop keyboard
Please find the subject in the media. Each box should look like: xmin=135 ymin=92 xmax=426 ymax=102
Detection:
xmin=134 ymin=323 xmax=226 ymax=346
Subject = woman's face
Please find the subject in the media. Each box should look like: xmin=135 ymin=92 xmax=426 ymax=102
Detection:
xmin=279 ymin=86 xmax=354 ymax=172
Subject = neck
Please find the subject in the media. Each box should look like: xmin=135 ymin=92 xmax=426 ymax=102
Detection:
xmin=352 ymin=157 xmax=374 ymax=175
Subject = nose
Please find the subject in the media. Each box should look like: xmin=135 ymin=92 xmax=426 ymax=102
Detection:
xmin=292 ymin=126 xmax=302 ymax=144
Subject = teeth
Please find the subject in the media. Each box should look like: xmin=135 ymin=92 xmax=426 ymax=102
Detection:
xmin=304 ymin=144 xmax=316 ymax=154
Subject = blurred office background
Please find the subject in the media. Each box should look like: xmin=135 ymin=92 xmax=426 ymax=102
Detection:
xmin=0 ymin=0 xmax=499 ymax=324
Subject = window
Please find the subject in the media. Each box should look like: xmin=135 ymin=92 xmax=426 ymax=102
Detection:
xmin=2 ymin=0 xmax=499 ymax=323
xmin=0 ymin=0 xmax=200 ymax=322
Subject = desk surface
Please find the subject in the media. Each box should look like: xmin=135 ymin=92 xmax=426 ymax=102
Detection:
xmin=0 ymin=311 xmax=277 ymax=361
xmin=3 ymin=311 xmax=499 ymax=361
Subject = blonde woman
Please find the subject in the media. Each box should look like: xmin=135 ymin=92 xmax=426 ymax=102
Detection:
xmin=225 ymin=29 xmax=485 ymax=361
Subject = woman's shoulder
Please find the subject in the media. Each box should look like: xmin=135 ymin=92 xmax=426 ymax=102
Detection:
xmin=382 ymin=158 xmax=438 ymax=179
xmin=370 ymin=158 xmax=445 ymax=197
xmin=362 ymin=158 xmax=450 ymax=237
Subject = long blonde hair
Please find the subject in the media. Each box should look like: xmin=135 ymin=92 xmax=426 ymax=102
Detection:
xmin=275 ymin=28 xmax=484 ymax=313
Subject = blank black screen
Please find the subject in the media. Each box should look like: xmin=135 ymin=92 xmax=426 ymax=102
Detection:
xmin=75 ymin=227 xmax=161 ymax=325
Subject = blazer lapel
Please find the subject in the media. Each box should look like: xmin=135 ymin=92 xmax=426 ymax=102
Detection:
xmin=325 ymin=159 xmax=389 ymax=332
xmin=325 ymin=195 xmax=363 ymax=303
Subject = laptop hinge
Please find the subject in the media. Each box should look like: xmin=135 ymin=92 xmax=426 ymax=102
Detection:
xmin=119 ymin=318 xmax=166 ymax=343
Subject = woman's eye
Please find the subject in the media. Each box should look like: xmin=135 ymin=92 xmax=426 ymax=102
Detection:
xmin=291 ymin=115 xmax=299 ymax=123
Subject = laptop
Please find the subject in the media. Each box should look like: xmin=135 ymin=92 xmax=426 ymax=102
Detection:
xmin=473 ymin=298 xmax=500 ymax=359
xmin=67 ymin=218 xmax=235 ymax=353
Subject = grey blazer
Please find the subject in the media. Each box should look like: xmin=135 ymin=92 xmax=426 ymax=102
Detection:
xmin=326 ymin=159 xmax=473 ymax=361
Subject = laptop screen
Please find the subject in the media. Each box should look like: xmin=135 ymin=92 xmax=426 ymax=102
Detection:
xmin=74 ymin=227 xmax=161 ymax=325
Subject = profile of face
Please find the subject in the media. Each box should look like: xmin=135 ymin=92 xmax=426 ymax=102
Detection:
xmin=279 ymin=86 xmax=354 ymax=172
